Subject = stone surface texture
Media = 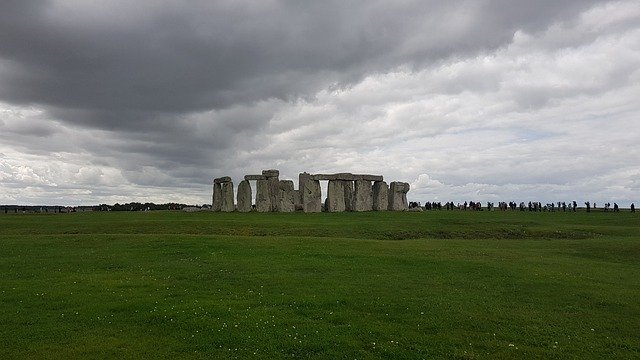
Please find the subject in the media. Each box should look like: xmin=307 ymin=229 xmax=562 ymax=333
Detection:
xmin=244 ymin=175 xmax=267 ymax=181
xmin=372 ymin=181 xmax=389 ymax=211
xmin=388 ymin=181 xmax=410 ymax=211
xmin=220 ymin=182 xmax=235 ymax=212
xmin=327 ymin=180 xmax=346 ymax=212
xmin=343 ymin=181 xmax=355 ymax=211
xmin=212 ymin=182 xmax=222 ymax=211
xmin=255 ymin=179 xmax=271 ymax=212
xmin=300 ymin=173 xmax=321 ymax=212
xmin=277 ymin=180 xmax=295 ymax=212
xmin=354 ymin=180 xmax=373 ymax=211
xmin=236 ymin=180 xmax=252 ymax=212
xmin=214 ymin=176 xmax=232 ymax=184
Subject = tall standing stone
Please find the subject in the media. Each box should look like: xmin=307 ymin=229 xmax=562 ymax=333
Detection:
xmin=327 ymin=180 xmax=346 ymax=212
xmin=343 ymin=181 xmax=355 ymax=211
xmin=220 ymin=181 xmax=235 ymax=212
xmin=255 ymin=179 xmax=271 ymax=212
xmin=300 ymin=173 xmax=321 ymax=213
xmin=354 ymin=180 xmax=373 ymax=211
xmin=372 ymin=181 xmax=389 ymax=211
xmin=277 ymin=180 xmax=295 ymax=212
xmin=236 ymin=180 xmax=252 ymax=212
xmin=263 ymin=169 xmax=280 ymax=212
xmin=212 ymin=182 xmax=222 ymax=211
xmin=388 ymin=182 xmax=410 ymax=211
xmin=292 ymin=190 xmax=302 ymax=211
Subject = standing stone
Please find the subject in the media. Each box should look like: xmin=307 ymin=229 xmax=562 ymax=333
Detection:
xmin=236 ymin=180 xmax=252 ymax=212
xmin=220 ymin=181 xmax=235 ymax=212
xmin=300 ymin=173 xmax=321 ymax=213
xmin=354 ymin=180 xmax=373 ymax=211
xmin=263 ymin=169 xmax=280 ymax=212
xmin=292 ymin=190 xmax=302 ymax=211
xmin=255 ymin=179 xmax=271 ymax=212
xmin=277 ymin=180 xmax=295 ymax=212
xmin=388 ymin=182 xmax=410 ymax=211
xmin=212 ymin=182 xmax=222 ymax=211
xmin=343 ymin=181 xmax=355 ymax=211
xmin=372 ymin=181 xmax=389 ymax=211
xmin=327 ymin=180 xmax=346 ymax=212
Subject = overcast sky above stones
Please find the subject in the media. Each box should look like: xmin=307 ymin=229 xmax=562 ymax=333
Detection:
xmin=1 ymin=0 xmax=639 ymax=206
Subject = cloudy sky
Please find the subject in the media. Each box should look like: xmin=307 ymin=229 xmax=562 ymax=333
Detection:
xmin=1 ymin=1 xmax=639 ymax=206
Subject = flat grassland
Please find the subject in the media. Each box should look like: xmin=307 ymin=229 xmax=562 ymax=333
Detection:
xmin=1 ymin=210 xmax=639 ymax=359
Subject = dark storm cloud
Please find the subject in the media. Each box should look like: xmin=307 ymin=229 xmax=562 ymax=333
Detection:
xmin=0 ymin=0 xmax=603 ymax=130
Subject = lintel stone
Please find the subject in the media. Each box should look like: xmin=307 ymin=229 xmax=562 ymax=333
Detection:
xmin=214 ymin=176 xmax=232 ymax=184
xmin=245 ymin=174 xmax=267 ymax=181
xmin=310 ymin=173 xmax=383 ymax=181
xmin=262 ymin=169 xmax=280 ymax=178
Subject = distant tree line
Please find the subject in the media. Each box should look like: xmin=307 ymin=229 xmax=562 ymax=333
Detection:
xmin=1 ymin=202 xmax=205 ymax=214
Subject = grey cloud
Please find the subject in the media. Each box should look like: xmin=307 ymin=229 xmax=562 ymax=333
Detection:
xmin=0 ymin=1 xmax=604 ymax=122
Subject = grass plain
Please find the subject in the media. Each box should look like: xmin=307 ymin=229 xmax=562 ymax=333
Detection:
xmin=1 ymin=210 xmax=639 ymax=359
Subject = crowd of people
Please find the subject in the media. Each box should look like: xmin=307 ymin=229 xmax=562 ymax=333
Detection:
xmin=415 ymin=201 xmax=636 ymax=212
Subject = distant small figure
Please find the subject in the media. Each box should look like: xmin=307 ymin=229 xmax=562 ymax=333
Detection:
xmin=613 ymin=203 xmax=619 ymax=212
xmin=585 ymin=201 xmax=590 ymax=212
xmin=631 ymin=203 xmax=635 ymax=213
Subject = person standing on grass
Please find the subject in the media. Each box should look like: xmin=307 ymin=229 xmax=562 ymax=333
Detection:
xmin=631 ymin=203 xmax=635 ymax=213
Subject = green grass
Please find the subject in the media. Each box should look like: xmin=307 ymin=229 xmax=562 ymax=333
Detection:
xmin=1 ymin=210 xmax=639 ymax=359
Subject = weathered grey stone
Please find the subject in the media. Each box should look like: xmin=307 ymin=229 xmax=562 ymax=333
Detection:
xmin=327 ymin=180 xmax=346 ymax=212
xmin=354 ymin=175 xmax=383 ymax=182
xmin=277 ymin=180 xmax=295 ymax=212
xmin=220 ymin=181 xmax=235 ymax=212
xmin=300 ymin=173 xmax=321 ymax=213
xmin=212 ymin=182 xmax=222 ymax=211
xmin=292 ymin=190 xmax=301 ymax=207
xmin=236 ymin=180 xmax=252 ymax=212
xmin=310 ymin=173 xmax=383 ymax=182
xmin=388 ymin=182 xmax=410 ymax=211
xmin=244 ymin=174 xmax=267 ymax=181
xmin=372 ymin=181 xmax=388 ymax=211
xmin=255 ymin=179 xmax=271 ymax=212
xmin=267 ymin=177 xmax=279 ymax=212
xmin=214 ymin=176 xmax=232 ymax=184
xmin=262 ymin=169 xmax=280 ymax=178
xmin=343 ymin=181 xmax=355 ymax=211
xmin=354 ymin=180 xmax=373 ymax=211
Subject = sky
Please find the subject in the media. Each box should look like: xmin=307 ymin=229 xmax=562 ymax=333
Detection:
xmin=1 ymin=0 xmax=639 ymax=206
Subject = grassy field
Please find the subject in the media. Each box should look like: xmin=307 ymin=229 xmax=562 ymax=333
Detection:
xmin=1 ymin=210 xmax=639 ymax=359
